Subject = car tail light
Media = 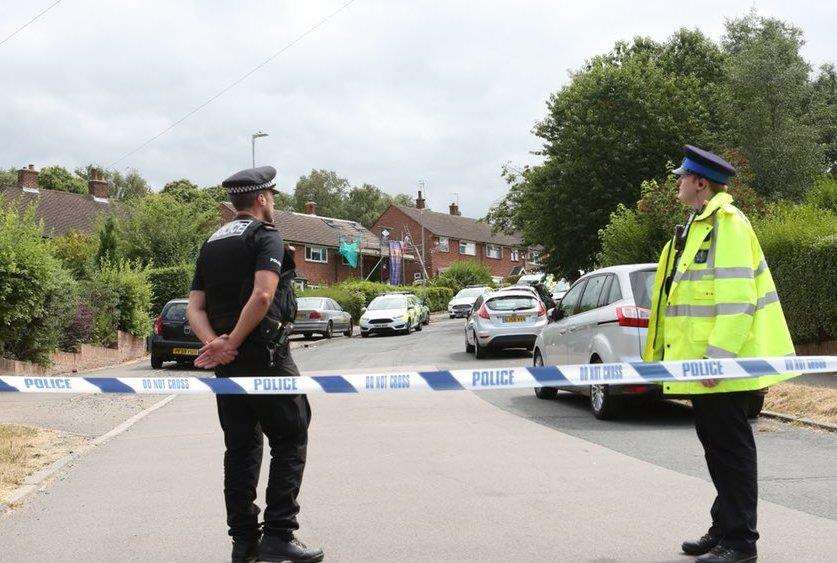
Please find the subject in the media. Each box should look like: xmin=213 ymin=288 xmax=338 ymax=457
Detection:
xmin=154 ymin=316 xmax=163 ymax=335
xmin=308 ymin=310 xmax=321 ymax=320
xmin=537 ymin=301 xmax=546 ymax=317
xmin=616 ymin=306 xmax=650 ymax=328
xmin=623 ymin=385 xmax=649 ymax=394
xmin=477 ymin=303 xmax=490 ymax=319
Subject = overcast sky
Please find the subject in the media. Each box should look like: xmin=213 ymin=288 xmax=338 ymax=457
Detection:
xmin=1 ymin=1 xmax=834 ymax=217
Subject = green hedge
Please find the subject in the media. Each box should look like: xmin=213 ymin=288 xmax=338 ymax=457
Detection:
xmin=147 ymin=263 xmax=195 ymax=314
xmin=84 ymin=260 xmax=153 ymax=345
xmin=412 ymin=286 xmax=454 ymax=311
xmin=298 ymin=287 xmax=366 ymax=322
xmin=754 ymin=203 xmax=837 ymax=344
xmin=333 ymin=279 xmax=453 ymax=311
xmin=0 ymin=206 xmax=79 ymax=365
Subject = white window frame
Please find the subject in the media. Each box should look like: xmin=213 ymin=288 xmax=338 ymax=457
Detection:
xmin=437 ymin=236 xmax=450 ymax=252
xmin=459 ymin=240 xmax=476 ymax=256
xmin=485 ymin=244 xmax=501 ymax=260
xmin=510 ymin=249 xmax=520 ymax=262
xmin=305 ymin=245 xmax=328 ymax=263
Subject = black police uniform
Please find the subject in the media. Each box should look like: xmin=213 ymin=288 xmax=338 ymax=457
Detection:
xmin=191 ymin=167 xmax=310 ymax=543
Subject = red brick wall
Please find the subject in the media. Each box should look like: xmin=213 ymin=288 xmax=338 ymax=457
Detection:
xmin=371 ymin=206 xmax=525 ymax=279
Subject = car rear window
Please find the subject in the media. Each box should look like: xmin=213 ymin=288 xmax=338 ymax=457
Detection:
xmin=629 ymin=269 xmax=657 ymax=309
xmin=163 ymin=302 xmax=187 ymax=321
xmin=486 ymin=296 xmax=538 ymax=311
xmin=297 ymin=298 xmax=324 ymax=309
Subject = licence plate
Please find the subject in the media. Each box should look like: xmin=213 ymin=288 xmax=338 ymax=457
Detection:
xmin=172 ymin=347 xmax=198 ymax=356
xmin=504 ymin=315 xmax=525 ymax=323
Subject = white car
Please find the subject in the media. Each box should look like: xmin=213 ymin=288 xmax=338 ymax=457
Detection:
xmin=359 ymin=294 xmax=422 ymax=337
xmin=464 ymin=290 xmax=547 ymax=358
xmin=448 ymin=286 xmax=490 ymax=318
xmin=532 ymin=264 xmax=659 ymax=419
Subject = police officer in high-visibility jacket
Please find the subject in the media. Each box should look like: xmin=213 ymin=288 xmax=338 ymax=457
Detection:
xmin=644 ymin=146 xmax=795 ymax=563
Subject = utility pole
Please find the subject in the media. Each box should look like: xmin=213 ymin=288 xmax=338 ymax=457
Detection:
xmin=251 ymin=131 xmax=268 ymax=167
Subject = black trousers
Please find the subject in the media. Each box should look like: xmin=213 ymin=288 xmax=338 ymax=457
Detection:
xmin=216 ymin=344 xmax=310 ymax=540
xmin=691 ymin=393 xmax=758 ymax=553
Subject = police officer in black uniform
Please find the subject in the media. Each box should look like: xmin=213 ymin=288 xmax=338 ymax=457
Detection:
xmin=186 ymin=166 xmax=324 ymax=563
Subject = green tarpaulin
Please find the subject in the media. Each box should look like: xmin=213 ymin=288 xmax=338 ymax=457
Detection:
xmin=338 ymin=240 xmax=360 ymax=268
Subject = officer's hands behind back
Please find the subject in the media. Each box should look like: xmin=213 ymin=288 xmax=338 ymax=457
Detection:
xmin=195 ymin=335 xmax=238 ymax=369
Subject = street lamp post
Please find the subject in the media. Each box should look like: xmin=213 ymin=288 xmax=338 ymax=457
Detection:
xmin=251 ymin=131 xmax=268 ymax=167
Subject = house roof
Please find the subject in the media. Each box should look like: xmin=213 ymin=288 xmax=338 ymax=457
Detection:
xmin=0 ymin=185 xmax=121 ymax=237
xmin=390 ymin=205 xmax=523 ymax=246
xmin=275 ymin=210 xmax=382 ymax=250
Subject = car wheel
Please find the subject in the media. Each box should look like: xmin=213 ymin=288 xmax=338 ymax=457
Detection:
xmin=151 ymin=354 xmax=163 ymax=370
xmin=474 ymin=333 xmax=488 ymax=359
xmin=361 ymin=332 xmax=369 ymax=338
xmin=465 ymin=333 xmax=474 ymax=353
xmin=532 ymin=351 xmax=557 ymax=399
xmin=415 ymin=319 xmax=422 ymax=331
xmin=323 ymin=321 xmax=333 ymax=339
xmin=303 ymin=332 xmax=313 ymax=340
xmin=590 ymin=384 xmax=622 ymax=420
xmin=450 ymin=314 xmax=455 ymax=319
xmin=747 ymin=392 xmax=765 ymax=419
xmin=343 ymin=321 xmax=353 ymax=337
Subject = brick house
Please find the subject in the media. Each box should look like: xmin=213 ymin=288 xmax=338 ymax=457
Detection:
xmin=0 ymin=164 xmax=119 ymax=236
xmin=370 ymin=191 xmax=535 ymax=281
xmin=219 ymin=201 xmax=418 ymax=285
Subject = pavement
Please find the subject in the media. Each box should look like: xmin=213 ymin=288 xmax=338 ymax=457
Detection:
xmin=1 ymin=318 xmax=835 ymax=561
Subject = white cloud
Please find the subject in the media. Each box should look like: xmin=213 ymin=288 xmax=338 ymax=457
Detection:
xmin=1 ymin=0 xmax=834 ymax=217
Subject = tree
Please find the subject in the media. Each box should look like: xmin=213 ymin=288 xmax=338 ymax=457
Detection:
xmin=75 ymin=165 xmax=150 ymax=201
xmin=344 ymin=183 xmax=395 ymax=228
xmin=95 ymin=215 xmax=121 ymax=267
xmin=273 ymin=190 xmax=294 ymax=212
xmin=812 ymin=63 xmax=837 ymax=172
xmin=161 ymin=178 xmax=201 ymax=203
xmin=118 ymin=193 xmax=215 ymax=267
xmin=38 ymin=165 xmax=88 ymax=194
xmin=393 ymin=193 xmax=415 ymax=208
xmin=488 ymin=29 xmax=729 ymax=278
xmin=0 ymin=167 xmax=17 ymax=187
xmin=293 ymin=169 xmax=349 ymax=218
xmin=722 ymin=12 xmax=824 ymax=199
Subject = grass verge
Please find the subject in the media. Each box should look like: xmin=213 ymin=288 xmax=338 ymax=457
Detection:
xmin=0 ymin=424 xmax=85 ymax=504
xmin=764 ymin=382 xmax=837 ymax=426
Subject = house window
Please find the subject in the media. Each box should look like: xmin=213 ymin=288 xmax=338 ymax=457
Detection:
xmin=529 ymin=250 xmax=541 ymax=263
xmin=437 ymin=236 xmax=450 ymax=252
xmin=510 ymin=249 xmax=520 ymax=262
xmin=305 ymin=245 xmax=328 ymax=263
xmin=459 ymin=240 xmax=476 ymax=256
xmin=485 ymin=244 xmax=501 ymax=259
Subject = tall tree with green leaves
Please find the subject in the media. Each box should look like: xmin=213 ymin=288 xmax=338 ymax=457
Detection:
xmin=0 ymin=167 xmax=17 ymax=187
xmin=722 ymin=12 xmax=824 ymax=199
xmin=75 ymin=165 xmax=151 ymax=201
xmin=293 ymin=169 xmax=349 ymax=218
xmin=38 ymin=166 xmax=88 ymax=194
xmin=95 ymin=215 xmax=121 ymax=267
xmin=812 ymin=63 xmax=837 ymax=172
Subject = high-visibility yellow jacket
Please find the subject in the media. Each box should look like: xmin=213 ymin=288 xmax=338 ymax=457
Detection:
xmin=643 ymin=192 xmax=796 ymax=394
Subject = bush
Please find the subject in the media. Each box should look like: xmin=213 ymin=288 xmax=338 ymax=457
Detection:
xmin=0 ymin=206 xmax=79 ymax=365
xmin=85 ymin=260 xmax=153 ymax=341
xmin=60 ymin=299 xmax=95 ymax=353
xmin=805 ymin=175 xmax=837 ymax=213
xmin=412 ymin=286 xmax=454 ymax=311
xmin=433 ymin=260 xmax=493 ymax=293
xmin=754 ymin=203 xmax=837 ymax=344
xmin=334 ymin=279 xmax=394 ymax=305
xmin=51 ymin=231 xmax=98 ymax=279
xmin=298 ymin=287 xmax=366 ymax=322
xmin=147 ymin=263 xmax=195 ymax=314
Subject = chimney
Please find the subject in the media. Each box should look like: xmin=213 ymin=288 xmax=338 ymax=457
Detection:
xmin=219 ymin=201 xmax=237 ymax=223
xmin=88 ymin=169 xmax=109 ymax=201
xmin=304 ymin=201 xmax=317 ymax=215
xmin=17 ymin=164 xmax=39 ymax=191
xmin=449 ymin=202 xmax=460 ymax=216
xmin=416 ymin=190 xmax=426 ymax=209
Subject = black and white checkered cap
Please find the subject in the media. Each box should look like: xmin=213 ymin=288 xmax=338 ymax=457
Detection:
xmin=221 ymin=166 xmax=279 ymax=195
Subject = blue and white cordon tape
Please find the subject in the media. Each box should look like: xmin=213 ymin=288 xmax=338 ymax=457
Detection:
xmin=0 ymin=356 xmax=833 ymax=395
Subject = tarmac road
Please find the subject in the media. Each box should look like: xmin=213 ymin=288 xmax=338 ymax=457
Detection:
xmin=1 ymin=317 xmax=835 ymax=561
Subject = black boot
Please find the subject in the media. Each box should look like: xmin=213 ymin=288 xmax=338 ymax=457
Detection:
xmin=258 ymin=535 xmax=324 ymax=563
xmin=231 ymin=536 xmax=260 ymax=563
xmin=696 ymin=546 xmax=757 ymax=563
xmin=682 ymin=533 xmax=720 ymax=555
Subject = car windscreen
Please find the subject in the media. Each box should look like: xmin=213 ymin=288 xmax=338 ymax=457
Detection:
xmin=486 ymin=296 xmax=538 ymax=311
xmin=297 ymin=298 xmax=324 ymax=309
xmin=163 ymin=302 xmax=187 ymax=321
xmin=629 ymin=269 xmax=657 ymax=309
xmin=368 ymin=296 xmax=407 ymax=310
xmin=454 ymin=288 xmax=484 ymax=299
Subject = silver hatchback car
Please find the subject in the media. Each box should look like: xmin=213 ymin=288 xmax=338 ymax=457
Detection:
xmin=465 ymin=290 xmax=548 ymax=358
xmin=532 ymin=264 xmax=657 ymax=419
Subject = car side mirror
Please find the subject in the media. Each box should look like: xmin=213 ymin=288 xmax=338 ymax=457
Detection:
xmin=549 ymin=307 xmax=564 ymax=322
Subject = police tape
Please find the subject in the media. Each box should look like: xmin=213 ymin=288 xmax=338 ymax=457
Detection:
xmin=0 ymin=356 xmax=833 ymax=395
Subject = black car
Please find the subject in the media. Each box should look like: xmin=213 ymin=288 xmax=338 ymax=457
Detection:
xmin=150 ymin=299 xmax=201 ymax=369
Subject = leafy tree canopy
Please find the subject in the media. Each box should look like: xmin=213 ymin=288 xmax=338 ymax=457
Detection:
xmin=38 ymin=165 xmax=88 ymax=194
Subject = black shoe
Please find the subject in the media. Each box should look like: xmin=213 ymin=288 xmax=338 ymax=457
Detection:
xmin=696 ymin=545 xmax=757 ymax=563
xmin=258 ymin=535 xmax=324 ymax=563
xmin=231 ymin=536 xmax=260 ymax=563
xmin=682 ymin=533 xmax=720 ymax=555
